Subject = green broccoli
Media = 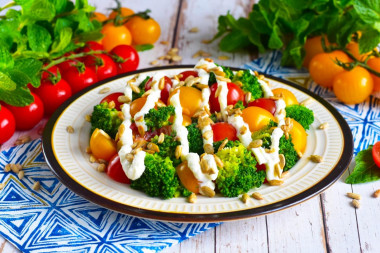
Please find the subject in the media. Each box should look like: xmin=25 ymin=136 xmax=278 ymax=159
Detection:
xmin=279 ymin=135 xmax=299 ymax=171
xmin=90 ymin=102 xmax=122 ymax=139
xmin=232 ymin=70 xmax=263 ymax=100
xmin=186 ymin=123 xmax=204 ymax=155
xmin=213 ymin=138 xmax=240 ymax=152
xmin=144 ymin=105 xmax=175 ymax=131
xmin=233 ymin=100 xmax=245 ymax=110
xmin=151 ymin=134 xmax=181 ymax=167
xmin=251 ymin=123 xmax=275 ymax=149
xmin=216 ymin=143 xmax=265 ymax=197
xmin=176 ymin=183 xmax=193 ymax=197
xmin=285 ymin=104 xmax=314 ymax=130
xmin=132 ymin=76 xmax=150 ymax=101
xmin=220 ymin=65 xmax=234 ymax=79
xmin=208 ymin=72 xmax=216 ymax=85
xmin=130 ymin=153 xmax=180 ymax=199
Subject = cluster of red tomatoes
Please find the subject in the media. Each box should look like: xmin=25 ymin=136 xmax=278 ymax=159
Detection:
xmin=90 ymin=70 xmax=308 ymax=183
xmin=0 ymin=41 xmax=140 ymax=144
xmin=304 ymin=35 xmax=380 ymax=104
xmin=93 ymin=7 xmax=161 ymax=51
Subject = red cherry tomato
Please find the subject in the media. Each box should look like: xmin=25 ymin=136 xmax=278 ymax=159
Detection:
xmin=178 ymin=70 xmax=198 ymax=81
xmin=106 ymin=154 xmax=130 ymax=184
xmin=100 ymin=92 xmax=124 ymax=111
xmin=145 ymin=76 xmax=172 ymax=104
xmin=57 ymin=53 xmax=77 ymax=72
xmin=211 ymin=122 xmax=238 ymax=142
xmin=81 ymin=41 xmax=104 ymax=53
xmin=110 ymin=45 xmax=139 ymax=74
xmin=248 ymin=98 xmax=276 ymax=115
xmin=256 ymin=163 xmax=268 ymax=184
xmin=0 ymin=106 xmax=16 ymax=144
xmin=6 ymin=93 xmax=44 ymax=130
xmin=209 ymin=82 xmax=245 ymax=113
xmin=34 ymin=78 xmax=72 ymax=116
xmin=41 ymin=65 xmax=61 ymax=81
xmin=373 ymin=142 xmax=380 ymax=168
xmin=83 ymin=54 xmax=117 ymax=81
xmin=62 ymin=64 xmax=98 ymax=94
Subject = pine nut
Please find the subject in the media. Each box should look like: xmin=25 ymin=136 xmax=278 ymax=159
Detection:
xmin=300 ymin=98 xmax=313 ymax=106
xmin=85 ymin=114 xmax=91 ymax=122
xmin=158 ymin=133 xmax=165 ymax=144
xmin=352 ymin=199 xmax=360 ymax=209
xmin=279 ymin=154 xmax=286 ymax=170
xmin=268 ymin=180 xmax=283 ymax=186
xmin=33 ymin=181 xmax=41 ymax=191
xmin=97 ymin=164 xmax=106 ymax=172
xmin=189 ymin=27 xmax=199 ymax=33
xmin=201 ymin=186 xmax=215 ymax=197
xmin=99 ymin=87 xmax=110 ymax=94
xmin=213 ymin=155 xmax=224 ymax=168
xmin=218 ymin=139 xmax=229 ymax=152
xmin=318 ymin=123 xmax=328 ymax=130
xmin=204 ymin=144 xmax=214 ymax=154
xmin=125 ymin=153 xmax=134 ymax=162
xmin=374 ymin=189 xmax=380 ymax=198
xmin=130 ymin=83 xmax=140 ymax=94
xmin=0 ymin=183 xmax=5 ymax=190
xmin=118 ymin=95 xmax=131 ymax=104
xmin=175 ymin=145 xmax=182 ymax=159
xmin=241 ymin=193 xmax=250 ymax=203
xmin=203 ymin=130 xmax=213 ymax=140
xmin=66 ymin=126 xmax=74 ymax=133
xmin=347 ymin=192 xmax=361 ymax=200
xmin=218 ymin=55 xmax=230 ymax=61
xmin=251 ymin=192 xmax=264 ymax=200
xmin=188 ymin=193 xmax=197 ymax=203
xmin=4 ymin=164 xmax=11 ymax=172
xmin=18 ymin=170 xmax=24 ymax=180
xmin=309 ymin=155 xmax=323 ymax=163
xmin=248 ymin=139 xmax=263 ymax=149
xmin=147 ymin=143 xmax=160 ymax=153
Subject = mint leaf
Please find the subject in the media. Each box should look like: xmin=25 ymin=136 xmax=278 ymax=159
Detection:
xmin=353 ymin=0 xmax=380 ymax=31
xmin=14 ymin=58 xmax=43 ymax=88
xmin=219 ymin=30 xmax=250 ymax=52
xmin=27 ymin=24 xmax=52 ymax=53
xmin=0 ymin=71 xmax=17 ymax=91
xmin=134 ymin=44 xmax=154 ymax=52
xmin=75 ymin=0 xmax=95 ymax=12
xmin=50 ymin=27 xmax=73 ymax=54
xmin=0 ymin=86 xmax=34 ymax=106
xmin=346 ymin=145 xmax=380 ymax=184
xmin=22 ymin=0 xmax=56 ymax=22
xmin=359 ymin=29 xmax=380 ymax=54
xmin=0 ymin=45 xmax=14 ymax=70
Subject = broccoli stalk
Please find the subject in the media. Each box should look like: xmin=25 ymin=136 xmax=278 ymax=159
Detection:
xmin=186 ymin=123 xmax=204 ymax=155
xmin=232 ymin=70 xmax=263 ymax=100
xmin=216 ymin=143 xmax=265 ymax=197
xmin=90 ymin=102 xmax=122 ymax=139
xmin=285 ymin=104 xmax=314 ymax=130
xmin=144 ymin=105 xmax=175 ymax=131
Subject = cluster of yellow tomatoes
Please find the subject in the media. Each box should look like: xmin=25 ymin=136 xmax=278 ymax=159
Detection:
xmin=303 ymin=35 xmax=380 ymax=104
xmin=92 ymin=7 xmax=161 ymax=52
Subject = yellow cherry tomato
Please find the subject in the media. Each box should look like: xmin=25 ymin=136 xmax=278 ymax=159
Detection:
xmin=109 ymin=7 xmax=134 ymax=19
xmin=168 ymin=87 xmax=203 ymax=117
xmin=271 ymin=88 xmax=298 ymax=106
xmin=289 ymin=119 xmax=307 ymax=155
xmin=332 ymin=66 xmax=373 ymax=104
xmin=126 ymin=16 xmax=161 ymax=45
xmin=182 ymin=114 xmax=192 ymax=126
xmin=346 ymin=42 xmax=373 ymax=61
xmin=90 ymin=128 xmax=117 ymax=161
xmin=303 ymin=35 xmax=332 ymax=68
xmin=130 ymin=97 xmax=164 ymax=118
xmin=308 ymin=51 xmax=351 ymax=88
xmin=101 ymin=23 xmax=132 ymax=51
xmin=91 ymin=12 xmax=107 ymax=22
xmin=242 ymin=106 xmax=275 ymax=132
xmin=367 ymin=57 xmax=380 ymax=92
xmin=176 ymin=161 xmax=199 ymax=194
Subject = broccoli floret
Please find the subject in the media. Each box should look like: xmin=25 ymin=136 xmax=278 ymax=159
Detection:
xmin=251 ymin=126 xmax=273 ymax=149
xmin=186 ymin=123 xmax=204 ymax=155
xmin=177 ymin=183 xmax=193 ymax=197
xmin=90 ymin=102 xmax=122 ymax=139
xmin=233 ymin=100 xmax=245 ymax=110
xmin=220 ymin=65 xmax=234 ymax=79
xmin=285 ymin=105 xmax=314 ymax=130
xmin=279 ymin=135 xmax=299 ymax=171
xmin=232 ymin=70 xmax=263 ymax=100
xmin=132 ymin=76 xmax=150 ymax=101
xmin=216 ymin=143 xmax=265 ymax=197
xmin=151 ymin=134 xmax=181 ymax=167
xmin=144 ymin=105 xmax=175 ymax=131
xmin=208 ymin=72 xmax=216 ymax=85
xmin=213 ymin=138 xmax=241 ymax=152
xmin=130 ymin=153 xmax=180 ymax=199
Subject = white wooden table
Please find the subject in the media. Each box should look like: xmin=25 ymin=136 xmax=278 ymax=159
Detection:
xmin=1 ymin=0 xmax=380 ymax=252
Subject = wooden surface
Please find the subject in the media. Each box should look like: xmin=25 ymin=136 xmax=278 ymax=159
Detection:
xmin=1 ymin=0 xmax=380 ymax=252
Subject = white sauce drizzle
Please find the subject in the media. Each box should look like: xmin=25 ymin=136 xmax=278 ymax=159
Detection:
xmin=186 ymin=153 xmax=215 ymax=194
xmin=227 ymin=114 xmax=252 ymax=147
xmin=217 ymin=81 xmax=229 ymax=121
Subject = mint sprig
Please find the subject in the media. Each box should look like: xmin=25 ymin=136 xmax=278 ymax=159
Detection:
xmin=346 ymin=146 xmax=380 ymax=184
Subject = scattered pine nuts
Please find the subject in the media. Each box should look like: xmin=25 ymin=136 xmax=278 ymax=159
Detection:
xmin=241 ymin=193 xmax=250 ymax=203
xmin=347 ymin=192 xmax=361 ymax=200
xmin=33 ymin=181 xmax=41 ymax=191
xmin=251 ymin=192 xmax=264 ymax=200
xmin=352 ymin=199 xmax=360 ymax=209
xmin=18 ymin=170 xmax=25 ymax=180
xmin=374 ymin=189 xmax=380 ymax=198
xmin=99 ymin=87 xmax=110 ymax=94
xmin=66 ymin=126 xmax=75 ymax=133
xmin=309 ymin=155 xmax=323 ymax=163
xmin=189 ymin=27 xmax=199 ymax=33
xmin=11 ymin=164 xmax=22 ymax=173
xmin=4 ymin=164 xmax=11 ymax=172
xmin=188 ymin=193 xmax=197 ymax=203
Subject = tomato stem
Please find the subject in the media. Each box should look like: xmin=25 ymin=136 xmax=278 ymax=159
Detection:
xmin=43 ymin=50 xmax=106 ymax=70
xmin=104 ymin=9 xmax=151 ymax=26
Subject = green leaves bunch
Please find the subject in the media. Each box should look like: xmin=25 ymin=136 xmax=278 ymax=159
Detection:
xmin=0 ymin=0 xmax=103 ymax=106
xmin=213 ymin=0 xmax=380 ymax=68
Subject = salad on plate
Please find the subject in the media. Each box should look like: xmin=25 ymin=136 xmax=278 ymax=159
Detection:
xmin=87 ymin=58 xmax=314 ymax=202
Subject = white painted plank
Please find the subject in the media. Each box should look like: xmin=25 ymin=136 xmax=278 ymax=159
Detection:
xmin=163 ymin=227 xmax=215 ymax=253
xmin=0 ymin=237 xmax=19 ymax=253
xmin=266 ymin=197 xmax=326 ymax=253
xmin=215 ymin=218 xmax=268 ymax=253
xmin=174 ymin=0 xmax=256 ymax=68
xmin=321 ymin=163 xmax=361 ymax=252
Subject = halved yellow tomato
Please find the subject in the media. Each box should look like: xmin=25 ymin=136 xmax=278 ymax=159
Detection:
xmin=289 ymin=119 xmax=307 ymax=154
xmin=176 ymin=161 xmax=199 ymax=194
xmin=130 ymin=97 xmax=164 ymax=118
xmin=168 ymin=86 xmax=202 ymax=117
xmin=90 ymin=128 xmax=117 ymax=161
xmin=272 ymin=88 xmax=298 ymax=106
xmin=182 ymin=114 xmax=192 ymax=126
xmin=242 ymin=106 xmax=275 ymax=132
